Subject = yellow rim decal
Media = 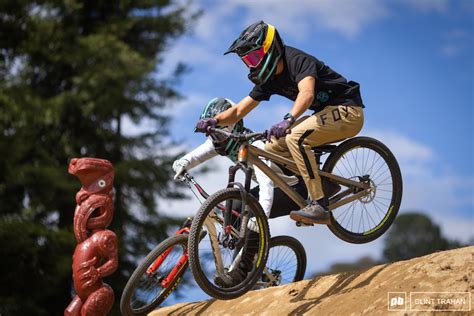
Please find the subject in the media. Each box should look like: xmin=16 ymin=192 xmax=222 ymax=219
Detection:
xmin=256 ymin=217 xmax=265 ymax=267
xmin=363 ymin=205 xmax=393 ymax=235
xmin=262 ymin=24 xmax=275 ymax=53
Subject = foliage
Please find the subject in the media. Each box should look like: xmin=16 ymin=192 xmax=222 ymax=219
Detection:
xmin=0 ymin=1 xmax=198 ymax=314
xmin=313 ymin=256 xmax=379 ymax=278
xmin=382 ymin=212 xmax=462 ymax=262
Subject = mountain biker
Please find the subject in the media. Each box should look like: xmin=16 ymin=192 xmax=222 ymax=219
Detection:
xmin=195 ymin=21 xmax=364 ymax=226
xmin=173 ymin=97 xmax=307 ymax=287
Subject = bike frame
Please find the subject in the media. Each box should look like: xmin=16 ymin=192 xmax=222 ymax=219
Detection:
xmin=219 ymin=139 xmax=372 ymax=251
xmin=244 ymin=144 xmax=371 ymax=211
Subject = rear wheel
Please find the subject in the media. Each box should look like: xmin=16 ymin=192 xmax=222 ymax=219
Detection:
xmin=188 ymin=188 xmax=270 ymax=300
xmin=323 ymin=137 xmax=402 ymax=244
xmin=120 ymin=234 xmax=188 ymax=316
xmin=257 ymin=236 xmax=306 ymax=288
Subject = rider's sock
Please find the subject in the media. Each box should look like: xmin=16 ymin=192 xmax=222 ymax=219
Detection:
xmin=316 ymin=197 xmax=328 ymax=209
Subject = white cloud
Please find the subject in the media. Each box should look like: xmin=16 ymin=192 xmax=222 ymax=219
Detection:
xmin=440 ymin=44 xmax=463 ymax=57
xmin=400 ymin=0 xmax=448 ymax=13
xmin=366 ymin=129 xmax=434 ymax=161
xmin=365 ymin=129 xmax=435 ymax=178
xmin=188 ymin=0 xmax=388 ymax=42
xmin=364 ymin=128 xmax=473 ymax=242
xmin=184 ymin=0 xmax=451 ymax=44
xmin=165 ymin=91 xmax=213 ymax=117
xmin=442 ymin=29 xmax=470 ymax=40
xmin=439 ymin=29 xmax=471 ymax=58
xmin=226 ymin=0 xmax=388 ymax=40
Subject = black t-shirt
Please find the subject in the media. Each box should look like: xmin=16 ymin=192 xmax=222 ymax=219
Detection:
xmin=249 ymin=46 xmax=364 ymax=113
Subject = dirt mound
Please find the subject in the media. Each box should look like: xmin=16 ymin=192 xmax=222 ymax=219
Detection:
xmin=150 ymin=246 xmax=473 ymax=315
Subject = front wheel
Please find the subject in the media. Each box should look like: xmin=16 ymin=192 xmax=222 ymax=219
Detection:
xmin=188 ymin=188 xmax=270 ymax=300
xmin=323 ymin=136 xmax=403 ymax=244
xmin=120 ymin=234 xmax=188 ymax=316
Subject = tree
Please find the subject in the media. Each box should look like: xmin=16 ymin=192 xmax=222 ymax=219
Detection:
xmin=313 ymin=256 xmax=379 ymax=277
xmin=383 ymin=212 xmax=461 ymax=262
xmin=0 ymin=1 xmax=198 ymax=314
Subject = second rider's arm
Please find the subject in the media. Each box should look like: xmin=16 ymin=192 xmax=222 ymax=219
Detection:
xmin=173 ymin=139 xmax=218 ymax=179
xmin=181 ymin=139 xmax=218 ymax=169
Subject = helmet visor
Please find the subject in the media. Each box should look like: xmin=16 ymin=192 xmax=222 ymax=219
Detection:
xmin=241 ymin=46 xmax=265 ymax=68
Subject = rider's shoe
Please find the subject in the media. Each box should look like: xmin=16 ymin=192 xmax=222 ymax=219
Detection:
xmin=214 ymin=267 xmax=247 ymax=288
xmin=290 ymin=200 xmax=330 ymax=225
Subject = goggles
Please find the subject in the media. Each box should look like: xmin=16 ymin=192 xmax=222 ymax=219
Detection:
xmin=241 ymin=46 xmax=265 ymax=68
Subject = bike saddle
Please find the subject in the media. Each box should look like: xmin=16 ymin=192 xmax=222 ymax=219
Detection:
xmin=311 ymin=144 xmax=337 ymax=154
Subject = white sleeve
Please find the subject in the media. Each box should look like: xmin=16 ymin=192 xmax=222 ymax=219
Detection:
xmin=252 ymin=140 xmax=274 ymax=217
xmin=180 ymin=138 xmax=218 ymax=170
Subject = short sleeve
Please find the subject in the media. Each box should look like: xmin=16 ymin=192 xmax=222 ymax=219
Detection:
xmin=291 ymin=54 xmax=320 ymax=83
xmin=249 ymin=84 xmax=271 ymax=101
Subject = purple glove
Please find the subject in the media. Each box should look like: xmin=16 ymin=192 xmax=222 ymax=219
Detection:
xmin=268 ymin=119 xmax=291 ymax=140
xmin=195 ymin=118 xmax=218 ymax=133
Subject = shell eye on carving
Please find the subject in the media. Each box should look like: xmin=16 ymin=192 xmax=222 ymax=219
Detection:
xmin=98 ymin=179 xmax=106 ymax=188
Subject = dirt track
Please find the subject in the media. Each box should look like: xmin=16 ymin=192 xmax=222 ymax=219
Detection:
xmin=149 ymin=246 xmax=473 ymax=315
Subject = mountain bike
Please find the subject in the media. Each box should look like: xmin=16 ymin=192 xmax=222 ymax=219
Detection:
xmin=187 ymin=128 xmax=402 ymax=300
xmin=119 ymin=173 xmax=307 ymax=316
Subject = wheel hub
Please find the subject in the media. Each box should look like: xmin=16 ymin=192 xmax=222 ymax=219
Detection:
xmin=359 ymin=179 xmax=376 ymax=204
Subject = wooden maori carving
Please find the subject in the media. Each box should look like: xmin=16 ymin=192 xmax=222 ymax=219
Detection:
xmin=65 ymin=158 xmax=118 ymax=316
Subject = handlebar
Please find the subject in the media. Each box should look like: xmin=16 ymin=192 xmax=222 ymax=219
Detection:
xmin=206 ymin=127 xmax=267 ymax=142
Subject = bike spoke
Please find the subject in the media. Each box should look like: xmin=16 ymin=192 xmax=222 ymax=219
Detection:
xmin=336 ymin=200 xmax=356 ymax=227
xmin=372 ymin=169 xmax=390 ymax=183
xmin=330 ymin=145 xmax=396 ymax=236
xmin=131 ymin=244 xmax=185 ymax=310
xmin=371 ymin=199 xmax=387 ymax=221
xmin=363 ymin=203 xmax=377 ymax=228
xmin=266 ymin=245 xmax=298 ymax=285
xmin=339 ymin=154 xmax=354 ymax=177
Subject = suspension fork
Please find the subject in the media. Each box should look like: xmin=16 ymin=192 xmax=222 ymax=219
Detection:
xmin=160 ymin=251 xmax=188 ymax=288
xmin=224 ymin=164 xmax=238 ymax=231
xmin=225 ymin=163 xmax=253 ymax=247
xmin=146 ymin=227 xmax=189 ymax=276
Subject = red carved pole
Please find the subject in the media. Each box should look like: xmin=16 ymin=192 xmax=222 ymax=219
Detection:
xmin=65 ymin=158 xmax=119 ymax=316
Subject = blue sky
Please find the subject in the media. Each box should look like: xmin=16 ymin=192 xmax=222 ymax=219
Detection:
xmin=126 ymin=0 xmax=473 ymax=305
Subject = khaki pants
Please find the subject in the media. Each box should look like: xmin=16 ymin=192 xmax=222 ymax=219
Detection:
xmin=265 ymin=105 xmax=364 ymax=201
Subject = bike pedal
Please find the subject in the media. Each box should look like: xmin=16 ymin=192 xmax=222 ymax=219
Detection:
xmin=296 ymin=221 xmax=314 ymax=227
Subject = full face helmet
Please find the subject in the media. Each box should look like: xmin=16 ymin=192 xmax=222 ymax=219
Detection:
xmin=196 ymin=98 xmax=245 ymax=160
xmin=224 ymin=21 xmax=284 ymax=86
